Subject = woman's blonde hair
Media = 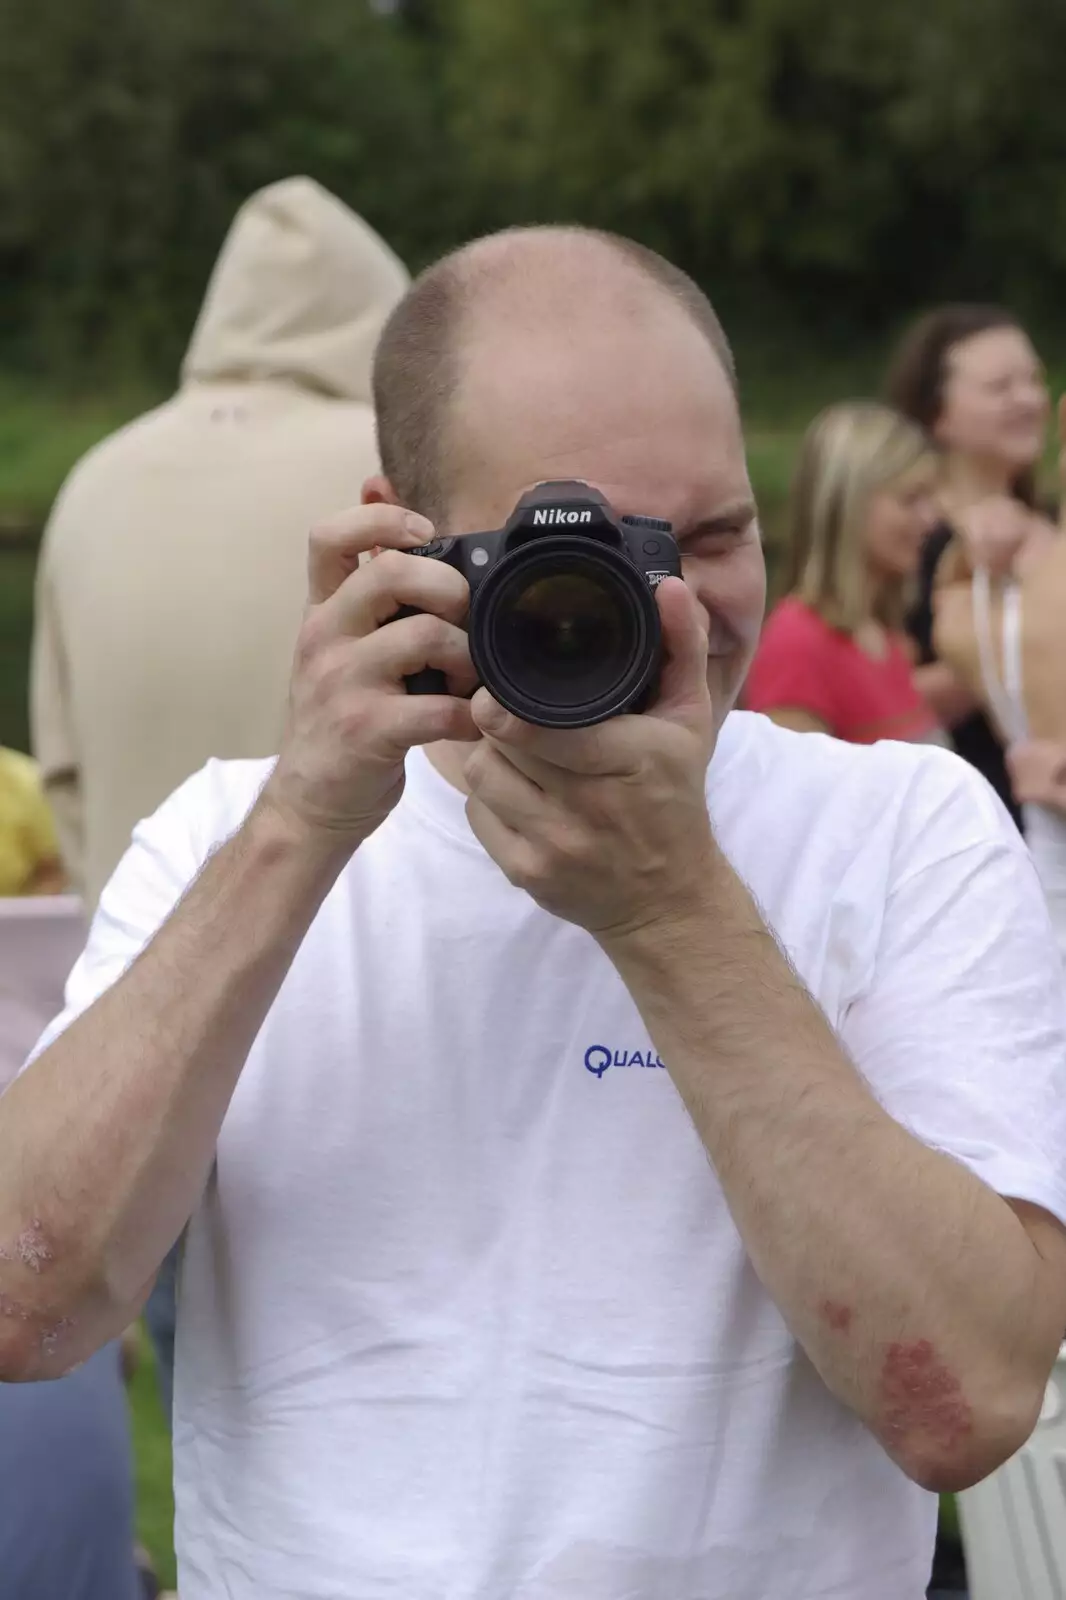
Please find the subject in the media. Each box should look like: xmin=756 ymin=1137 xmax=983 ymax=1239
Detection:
xmin=787 ymin=401 xmax=935 ymax=634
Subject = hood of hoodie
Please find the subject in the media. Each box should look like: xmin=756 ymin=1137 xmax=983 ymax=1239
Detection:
xmin=181 ymin=177 xmax=410 ymax=405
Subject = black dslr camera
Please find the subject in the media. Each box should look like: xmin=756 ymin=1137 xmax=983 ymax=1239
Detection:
xmin=402 ymin=481 xmax=681 ymax=728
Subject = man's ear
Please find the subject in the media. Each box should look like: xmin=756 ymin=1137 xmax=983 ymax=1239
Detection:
xmin=362 ymin=474 xmax=403 ymax=508
xmin=357 ymin=477 xmax=406 ymax=563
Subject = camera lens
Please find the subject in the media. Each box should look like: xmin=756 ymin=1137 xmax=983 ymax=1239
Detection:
xmin=502 ymin=571 xmax=630 ymax=688
xmin=470 ymin=545 xmax=661 ymax=727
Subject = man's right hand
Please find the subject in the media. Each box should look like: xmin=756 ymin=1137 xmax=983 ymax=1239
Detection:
xmin=261 ymin=504 xmax=479 ymax=850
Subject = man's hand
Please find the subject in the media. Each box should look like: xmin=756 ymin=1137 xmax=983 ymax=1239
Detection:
xmin=0 ymin=504 xmax=485 ymax=1380
xmin=1008 ymin=739 xmax=1066 ymax=812
xmin=463 ymin=577 xmax=717 ymax=939
xmin=953 ymin=495 xmax=1034 ymax=576
xmin=262 ymin=504 xmax=479 ymax=851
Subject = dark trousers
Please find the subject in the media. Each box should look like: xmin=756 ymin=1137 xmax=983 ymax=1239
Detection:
xmin=143 ymin=1241 xmax=180 ymax=1423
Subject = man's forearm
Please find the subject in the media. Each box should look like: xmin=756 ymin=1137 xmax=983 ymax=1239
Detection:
xmin=601 ymin=852 xmax=1053 ymax=1490
xmin=0 ymin=796 xmax=350 ymax=1380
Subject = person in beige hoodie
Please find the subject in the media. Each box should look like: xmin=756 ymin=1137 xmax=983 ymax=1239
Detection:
xmin=30 ymin=175 xmax=409 ymax=1428
xmin=32 ymin=175 xmax=410 ymax=913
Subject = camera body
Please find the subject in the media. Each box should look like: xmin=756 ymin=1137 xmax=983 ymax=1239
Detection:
xmin=403 ymin=481 xmax=681 ymax=728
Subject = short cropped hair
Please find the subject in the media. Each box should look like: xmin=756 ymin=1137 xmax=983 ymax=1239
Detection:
xmin=372 ymin=226 xmax=736 ymax=525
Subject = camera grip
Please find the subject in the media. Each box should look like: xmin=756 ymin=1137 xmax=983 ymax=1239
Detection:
xmin=396 ymin=605 xmax=449 ymax=696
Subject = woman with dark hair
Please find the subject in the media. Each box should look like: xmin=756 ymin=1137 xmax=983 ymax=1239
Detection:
xmin=886 ymin=305 xmax=1055 ymax=823
xmin=932 ymin=403 xmax=1066 ymax=959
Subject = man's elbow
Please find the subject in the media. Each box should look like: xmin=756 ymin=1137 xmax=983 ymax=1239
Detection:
xmin=0 ymin=1271 xmax=97 ymax=1384
xmin=0 ymin=1318 xmax=47 ymax=1384
xmin=892 ymin=1380 xmax=1045 ymax=1494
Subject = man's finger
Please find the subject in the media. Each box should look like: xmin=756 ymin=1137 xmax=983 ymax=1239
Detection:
xmin=464 ymin=742 xmax=550 ymax=830
xmin=307 ymin=504 xmax=435 ymax=605
xmin=645 ymin=577 xmax=712 ymax=724
xmin=382 ymin=693 xmax=481 ymax=752
xmin=481 ymin=738 xmax=556 ymax=792
xmin=319 ymin=548 xmax=470 ymax=641
xmin=470 ymin=692 xmax=636 ymax=776
xmin=464 ymin=795 xmax=538 ymax=884
xmin=351 ymin=613 xmax=479 ymax=698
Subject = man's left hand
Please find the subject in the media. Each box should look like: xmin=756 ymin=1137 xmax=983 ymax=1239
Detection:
xmin=464 ymin=577 xmax=718 ymax=939
xmin=1007 ymin=738 xmax=1066 ymax=812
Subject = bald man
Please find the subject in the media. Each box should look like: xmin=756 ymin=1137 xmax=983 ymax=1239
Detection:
xmin=3 ymin=228 xmax=1066 ymax=1600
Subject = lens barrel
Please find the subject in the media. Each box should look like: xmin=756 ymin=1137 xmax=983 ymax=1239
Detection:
xmin=469 ymin=538 xmax=661 ymax=728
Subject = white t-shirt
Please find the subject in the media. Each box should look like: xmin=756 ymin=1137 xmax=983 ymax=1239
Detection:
xmin=33 ymin=711 xmax=1066 ymax=1600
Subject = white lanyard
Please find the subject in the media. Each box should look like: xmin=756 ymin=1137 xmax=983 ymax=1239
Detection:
xmin=972 ymin=566 xmax=1028 ymax=744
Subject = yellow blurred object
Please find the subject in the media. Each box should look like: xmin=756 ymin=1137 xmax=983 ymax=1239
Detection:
xmin=0 ymin=746 xmax=63 ymax=896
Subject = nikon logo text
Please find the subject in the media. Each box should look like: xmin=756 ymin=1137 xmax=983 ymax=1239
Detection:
xmin=532 ymin=508 xmax=594 ymax=526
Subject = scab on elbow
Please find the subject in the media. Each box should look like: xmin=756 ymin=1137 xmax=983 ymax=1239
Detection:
xmin=0 ymin=1307 xmax=40 ymax=1383
xmin=0 ymin=1287 xmax=78 ymax=1383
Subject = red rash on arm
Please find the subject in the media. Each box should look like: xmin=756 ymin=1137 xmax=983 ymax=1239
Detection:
xmin=880 ymin=1339 xmax=973 ymax=1451
xmin=820 ymin=1300 xmax=854 ymax=1333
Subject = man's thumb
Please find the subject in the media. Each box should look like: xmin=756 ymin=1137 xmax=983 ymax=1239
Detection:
xmin=650 ymin=577 xmax=710 ymax=720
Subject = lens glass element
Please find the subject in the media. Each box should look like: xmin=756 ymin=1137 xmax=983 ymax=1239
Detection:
xmin=488 ymin=555 xmax=645 ymax=713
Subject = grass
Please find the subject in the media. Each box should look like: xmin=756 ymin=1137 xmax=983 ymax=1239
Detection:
xmin=128 ymin=1328 xmax=177 ymax=1591
xmin=0 ymin=377 xmax=159 ymax=532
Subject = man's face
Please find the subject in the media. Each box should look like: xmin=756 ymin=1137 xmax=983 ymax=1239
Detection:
xmin=444 ymin=293 xmax=766 ymax=725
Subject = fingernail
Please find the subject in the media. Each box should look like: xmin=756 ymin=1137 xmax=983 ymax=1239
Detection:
xmin=405 ymin=512 xmax=435 ymax=543
xmin=474 ymin=693 xmax=504 ymax=731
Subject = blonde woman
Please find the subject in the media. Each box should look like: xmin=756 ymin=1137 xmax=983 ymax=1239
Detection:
xmin=745 ymin=402 xmax=943 ymax=744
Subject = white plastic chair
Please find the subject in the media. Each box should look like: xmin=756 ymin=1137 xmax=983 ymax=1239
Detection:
xmin=0 ymin=895 xmax=85 ymax=1094
xmin=959 ymin=1344 xmax=1066 ymax=1599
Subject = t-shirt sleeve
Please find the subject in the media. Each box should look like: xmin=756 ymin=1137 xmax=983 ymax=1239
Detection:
xmin=743 ymin=605 xmax=839 ymax=729
xmin=23 ymin=765 xmax=225 ymax=1068
xmin=842 ymin=750 xmax=1066 ymax=1226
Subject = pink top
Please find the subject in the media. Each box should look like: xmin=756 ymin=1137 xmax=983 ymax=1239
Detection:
xmin=745 ymin=597 xmax=940 ymax=745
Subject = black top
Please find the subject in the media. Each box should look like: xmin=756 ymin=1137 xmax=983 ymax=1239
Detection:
xmin=908 ymin=522 xmax=1022 ymax=828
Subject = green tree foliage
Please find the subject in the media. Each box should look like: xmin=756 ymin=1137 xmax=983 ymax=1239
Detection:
xmin=0 ymin=0 xmax=454 ymax=378
xmin=2 ymin=0 xmax=1066 ymax=381
xmin=445 ymin=0 xmax=1066 ymax=324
